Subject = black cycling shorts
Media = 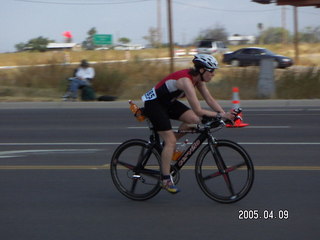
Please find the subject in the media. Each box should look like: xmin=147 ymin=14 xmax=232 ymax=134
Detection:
xmin=144 ymin=99 xmax=190 ymax=131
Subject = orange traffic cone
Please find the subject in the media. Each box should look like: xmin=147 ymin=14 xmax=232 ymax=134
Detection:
xmin=226 ymin=87 xmax=249 ymax=128
xmin=231 ymin=87 xmax=240 ymax=109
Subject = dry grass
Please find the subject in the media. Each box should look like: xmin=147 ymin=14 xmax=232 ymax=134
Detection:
xmin=1 ymin=43 xmax=319 ymax=67
xmin=0 ymin=43 xmax=319 ymax=101
xmin=0 ymin=48 xmax=172 ymax=67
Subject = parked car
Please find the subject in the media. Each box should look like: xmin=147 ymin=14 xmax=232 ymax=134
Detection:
xmin=174 ymin=49 xmax=187 ymax=56
xmin=188 ymin=48 xmax=198 ymax=55
xmin=114 ymin=44 xmax=144 ymax=50
xmin=197 ymin=40 xmax=228 ymax=55
xmin=222 ymin=47 xmax=293 ymax=68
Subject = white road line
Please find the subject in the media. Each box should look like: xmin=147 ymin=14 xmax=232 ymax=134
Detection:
xmin=0 ymin=143 xmax=120 ymax=146
xmin=240 ymin=142 xmax=320 ymax=145
xmin=253 ymin=113 xmax=320 ymax=116
xmin=246 ymin=108 xmax=305 ymax=111
xmin=0 ymin=149 xmax=101 ymax=158
xmin=0 ymin=142 xmax=319 ymax=146
xmin=1 ymin=165 xmax=320 ymax=171
xmin=127 ymin=126 xmax=291 ymax=129
xmin=245 ymin=109 xmax=320 ymax=112
xmin=245 ymin=126 xmax=291 ymax=128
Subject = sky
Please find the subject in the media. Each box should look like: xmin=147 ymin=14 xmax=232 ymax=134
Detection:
xmin=0 ymin=0 xmax=319 ymax=53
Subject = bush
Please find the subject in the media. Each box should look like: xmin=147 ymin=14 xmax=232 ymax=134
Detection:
xmin=92 ymin=59 xmax=170 ymax=99
xmin=207 ymin=67 xmax=260 ymax=99
xmin=0 ymin=60 xmax=319 ymax=101
xmin=276 ymin=67 xmax=320 ymax=99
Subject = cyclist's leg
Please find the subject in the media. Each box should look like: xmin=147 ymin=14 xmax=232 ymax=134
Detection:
xmin=145 ymin=100 xmax=189 ymax=193
xmin=178 ymin=109 xmax=200 ymax=129
xmin=158 ymin=130 xmax=176 ymax=176
xmin=179 ymin=109 xmax=200 ymax=123
xmin=169 ymin=102 xmax=200 ymax=139
xmin=158 ymin=130 xmax=180 ymax=193
xmin=145 ymin=100 xmax=181 ymax=193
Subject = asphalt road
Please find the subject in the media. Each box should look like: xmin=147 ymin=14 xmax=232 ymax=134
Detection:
xmin=0 ymin=102 xmax=319 ymax=240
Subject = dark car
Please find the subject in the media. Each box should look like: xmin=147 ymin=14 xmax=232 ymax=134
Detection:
xmin=222 ymin=47 xmax=293 ymax=68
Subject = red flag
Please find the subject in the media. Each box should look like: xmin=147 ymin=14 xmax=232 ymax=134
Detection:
xmin=63 ymin=31 xmax=72 ymax=39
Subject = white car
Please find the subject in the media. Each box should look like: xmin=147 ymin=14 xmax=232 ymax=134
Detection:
xmin=114 ymin=44 xmax=144 ymax=50
xmin=175 ymin=49 xmax=187 ymax=56
xmin=188 ymin=48 xmax=198 ymax=55
xmin=197 ymin=40 xmax=228 ymax=55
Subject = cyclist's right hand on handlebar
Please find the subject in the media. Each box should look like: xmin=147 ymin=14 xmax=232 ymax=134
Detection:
xmin=222 ymin=108 xmax=243 ymax=122
xmin=223 ymin=108 xmax=246 ymax=126
xmin=202 ymin=111 xmax=236 ymax=125
xmin=222 ymin=112 xmax=235 ymax=123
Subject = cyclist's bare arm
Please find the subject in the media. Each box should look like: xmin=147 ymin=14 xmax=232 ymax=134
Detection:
xmin=176 ymin=78 xmax=218 ymax=118
xmin=196 ymin=81 xmax=225 ymax=113
xmin=177 ymin=78 xmax=235 ymax=121
xmin=196 ymin=82 xmax=236 ymax=121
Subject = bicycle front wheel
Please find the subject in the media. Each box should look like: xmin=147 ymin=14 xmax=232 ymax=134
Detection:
xmin=110 ymin=139 xmax=162 ymax=201
xmin=195 ymin=139 xmax=254 ymax=203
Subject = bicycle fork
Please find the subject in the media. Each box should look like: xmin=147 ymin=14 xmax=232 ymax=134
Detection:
xmin=207 ymin=136 xmax=236 ymax=196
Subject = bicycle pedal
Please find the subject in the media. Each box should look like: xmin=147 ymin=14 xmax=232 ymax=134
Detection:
xmin=132 ymin=174 xmax=141 ymax=179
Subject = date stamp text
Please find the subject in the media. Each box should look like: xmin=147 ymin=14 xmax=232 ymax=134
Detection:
xmin=238 ymin=209 xmax=289 ymax=220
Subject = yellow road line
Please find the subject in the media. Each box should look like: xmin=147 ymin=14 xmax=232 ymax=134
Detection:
xmin=182 ymin=166 xmax=320 ymax=171
xmin=0 ymin=165 xmax=320 ymax=171
xmin=0 ymin=164 xmax=109 ymax=170
xmin=254 ymin=166 xmax=320 ymax=171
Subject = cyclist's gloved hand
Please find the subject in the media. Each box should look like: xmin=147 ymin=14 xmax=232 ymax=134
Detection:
xmin=201 ymin=115 xmax=215 ymax=124
xmin=222 ymin=111 xmax=237 ymax=123
xmin=230 ymin=108 xmax=242 ymax=124
xmin=230 ymin=108 xmax=242 ymax=117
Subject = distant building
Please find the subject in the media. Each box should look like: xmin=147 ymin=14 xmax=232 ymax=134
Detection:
xmin=113 ymin=44 xmax=145 ymax=50
xmin=228 ymin=35 xmax=256 ymax=45
xmin=46 ymin=43 xmax=82 ymax=51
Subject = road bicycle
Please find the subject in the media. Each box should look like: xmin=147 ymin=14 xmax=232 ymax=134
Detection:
xmin=110 ymin=109 xmax=254 ymax=203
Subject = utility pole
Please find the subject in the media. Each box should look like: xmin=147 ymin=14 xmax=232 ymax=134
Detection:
xmin=293 ymin=6 xmax=299 ymax=64
xmin=157 ymin=0 xmax=162 ymax=46
xmin=167 ymin=0 xmax=174 ymax=72
xmin=281 ymin=6 xmax=287 ymax=45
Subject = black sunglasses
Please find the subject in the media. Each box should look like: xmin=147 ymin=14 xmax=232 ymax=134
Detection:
xmin=205 ymin=68 xmax=215 ymax=73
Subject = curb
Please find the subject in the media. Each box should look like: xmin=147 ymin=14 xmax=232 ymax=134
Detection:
xmin=0 ymin=99 xmax=319 ymax=109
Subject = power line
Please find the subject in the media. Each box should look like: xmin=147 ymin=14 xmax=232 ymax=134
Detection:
xmin=14 ymin=0 xmax=153 ymax=5
xmin=300 ymin=10 xmax=320 ymax=16
xmin=173 ymin=0 xmax=278 ymax=13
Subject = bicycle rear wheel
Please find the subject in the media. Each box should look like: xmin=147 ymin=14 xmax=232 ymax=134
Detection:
xmin=195 ymin=139 xmax=254 ymax=203
xmin=110 ymin=139 xmax=162 ymax=201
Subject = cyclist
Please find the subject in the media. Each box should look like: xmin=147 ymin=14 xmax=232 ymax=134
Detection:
xmin=142 ymin=54 xmax=236 ymax=194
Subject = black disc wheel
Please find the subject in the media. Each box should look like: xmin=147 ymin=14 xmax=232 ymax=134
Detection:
xmin=110 ymin=139 xmax=162 ymax=201
xmin=195 ymin=140 xmax=254 ymax=203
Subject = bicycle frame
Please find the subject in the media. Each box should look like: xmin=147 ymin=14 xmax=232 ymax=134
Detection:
xmin=173 ymin=128 xmax=215 ymax=170
xmin=146 ymin=118 xmax=219 ymax=173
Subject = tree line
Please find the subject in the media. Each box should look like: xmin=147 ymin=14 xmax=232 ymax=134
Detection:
xmin=15 ymin=25 xmax=320 ymax=52
xmin=195 ymin=24 xmax=320 ymax=45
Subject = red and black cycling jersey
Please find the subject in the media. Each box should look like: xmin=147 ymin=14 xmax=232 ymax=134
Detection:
xmin=142 ymin=69 xmax=198 ymax=131
xmin=142 ymin=69 xmax=198 ymax=104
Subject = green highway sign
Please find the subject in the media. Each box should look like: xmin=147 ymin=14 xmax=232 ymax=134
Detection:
xmin=93 ymin=34 xmax=113 ymax=45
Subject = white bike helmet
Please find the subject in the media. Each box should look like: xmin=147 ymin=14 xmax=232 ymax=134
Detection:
xmin=193 ymin=54 xmax=219 ymax=70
